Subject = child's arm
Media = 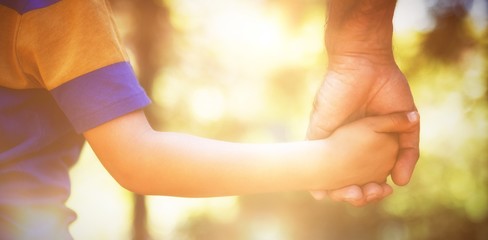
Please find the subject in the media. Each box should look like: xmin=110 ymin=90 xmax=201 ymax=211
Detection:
xmin=83 ymin=110 xmax=418 ymax=197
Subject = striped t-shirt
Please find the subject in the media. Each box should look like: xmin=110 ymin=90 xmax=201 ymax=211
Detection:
xmin=0 ymin=0 xmax=150 ymax=238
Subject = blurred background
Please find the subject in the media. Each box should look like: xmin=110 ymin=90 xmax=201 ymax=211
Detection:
xmin=66 ymin=0 xmax=488 ymax=239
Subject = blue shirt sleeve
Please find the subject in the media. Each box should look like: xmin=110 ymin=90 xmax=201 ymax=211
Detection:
xmin=50 ymin=62 xmax=151 ymax=133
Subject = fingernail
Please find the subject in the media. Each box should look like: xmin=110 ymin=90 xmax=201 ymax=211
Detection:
xmin=407 ymin=111 xmax=419 ymax=123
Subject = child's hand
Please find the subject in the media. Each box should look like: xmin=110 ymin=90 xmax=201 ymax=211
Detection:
xmin=316 ymin=112 xmax=418 ymax=190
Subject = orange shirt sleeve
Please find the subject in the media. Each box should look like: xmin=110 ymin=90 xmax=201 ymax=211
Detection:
xmin=16 ymin=0 xmax=130 ymax=90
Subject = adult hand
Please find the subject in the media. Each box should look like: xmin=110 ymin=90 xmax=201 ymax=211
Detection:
xmin=306 ymin=0 xmax=419 ymax=206
xmin=306 ymin=55 xmax=419 ymax=206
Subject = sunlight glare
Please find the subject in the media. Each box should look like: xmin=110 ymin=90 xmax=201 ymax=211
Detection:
xmin=146 ymin=196 xmax=239 ymax=238
xmin=190 ymin=87 xmax=225 ymax=122
xmin=463 ymin=55 xmax=487 ymax=100
xmin=248 ymin=218 xmax=289 ymax=240
xmin=393 ymin=0 xmax=433 ymax=33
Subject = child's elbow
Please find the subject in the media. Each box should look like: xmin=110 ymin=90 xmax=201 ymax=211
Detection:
xmin=92 ymin=149 xmax=151 ymax=195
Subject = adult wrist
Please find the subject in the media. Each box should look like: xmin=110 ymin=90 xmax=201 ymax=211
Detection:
xmin=325 ymin=0 xmax=396 ymax=63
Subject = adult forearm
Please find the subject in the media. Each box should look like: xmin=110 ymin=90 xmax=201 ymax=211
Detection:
xmin=325 ymin=0 xmax=396 ymax=62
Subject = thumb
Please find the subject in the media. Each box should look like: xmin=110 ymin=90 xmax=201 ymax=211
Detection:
xmin=367 ymin=111 xmax=419 ymax=133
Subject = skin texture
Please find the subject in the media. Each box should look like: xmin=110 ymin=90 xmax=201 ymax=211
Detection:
xmin=83 ymin=110 xmax=418 ymax=198
xmin=307 ymin=0 xmax=420 ymax=206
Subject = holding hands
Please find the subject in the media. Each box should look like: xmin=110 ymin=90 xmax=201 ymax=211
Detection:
xmin=311 ymin=111 xmax=419 ymax=191
xmin=308 ymin=0 xmax=420 ymax=206
xmin=308 ymin=57 xmax=419 ymax=206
